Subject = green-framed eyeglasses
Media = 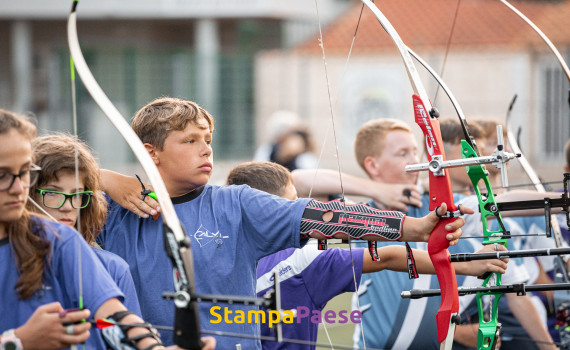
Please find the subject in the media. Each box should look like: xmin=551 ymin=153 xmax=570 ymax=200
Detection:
xmin=36 ymin=189 xmax=94 ymax=209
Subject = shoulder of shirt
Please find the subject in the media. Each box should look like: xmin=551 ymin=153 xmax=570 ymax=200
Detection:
xmin=92 ymin=247 xmax=128 ymax=264
xmin=213 ymin=183 xmax=247 ymax=192
xmin=32 ymin=216 xmax=80 ymax=243
xmin=199 ymin=184 xmax=253 ymax=201
xmin=219 ymin=184 xmax=290 ymax=200
xmin=92 ymin=247 xmax=130 ymax=272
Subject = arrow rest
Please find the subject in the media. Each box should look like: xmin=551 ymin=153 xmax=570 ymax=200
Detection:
xmin=429 ymin=107 xmax=440 ymax=119
xmin=451 ymin=314 xmax=461 ymax=324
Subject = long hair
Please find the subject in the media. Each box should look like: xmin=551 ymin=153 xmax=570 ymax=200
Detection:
xmin=29 ymin=133 xmax=107 ymax=245
xmin=0 ymin=109 xmax=51 ymax=299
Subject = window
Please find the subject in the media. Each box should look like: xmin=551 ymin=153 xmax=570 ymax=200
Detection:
xmin=541 ymin=54 xmax=570 ymax=158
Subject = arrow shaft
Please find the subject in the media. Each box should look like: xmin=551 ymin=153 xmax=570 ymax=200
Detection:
xmin=402 ymin=283 xmax=570 ymax=299
xmin=451 ymin=247 xmax=570 ymax=262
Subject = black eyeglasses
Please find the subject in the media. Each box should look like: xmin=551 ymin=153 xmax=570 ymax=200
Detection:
xmin=35 ymin=189 xmax=94 ymax=209
xmin=0 ymin=164 xmax=41 ymax=192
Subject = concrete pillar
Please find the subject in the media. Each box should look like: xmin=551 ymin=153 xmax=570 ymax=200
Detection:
xmin=11 ymin=20 xmax=33 ymax=113
xmin=195 ymin=18 xmax=219 ymax=115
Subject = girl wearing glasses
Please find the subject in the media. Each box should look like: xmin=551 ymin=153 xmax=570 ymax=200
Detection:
xmin=28 ymin=133 xmax=142 ymax=318
xmin=0 ymin=109 xmax=215 ymax=350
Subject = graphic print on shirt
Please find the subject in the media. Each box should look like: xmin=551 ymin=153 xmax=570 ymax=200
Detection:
xmin=193 ymin=224 xmax=229 ymax=248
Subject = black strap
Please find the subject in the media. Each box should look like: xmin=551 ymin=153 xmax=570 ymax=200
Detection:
xmin=106 ymin=311 xmax=162 ymax=348
xmin=124 ymin=331 xmax=161 ymax=344
xmin=136 ymin=174 xmax=152 ymax=202
xmin=368 ymin=241 xmax=380 ymax=261
xmin=108 ymin=310 xmax=137 ymax=323
xmin=406 ymin=242 xmax=419 ymax=279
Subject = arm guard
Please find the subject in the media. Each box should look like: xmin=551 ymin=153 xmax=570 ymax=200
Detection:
xmin=301 ymin=199 xmax=404 ymax=241
xmin=102 ymin=311 xmax=163 ymax=350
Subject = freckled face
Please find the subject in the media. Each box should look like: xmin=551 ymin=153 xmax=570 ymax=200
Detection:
xmin=155 ymin=117 xmax=213 ymax=196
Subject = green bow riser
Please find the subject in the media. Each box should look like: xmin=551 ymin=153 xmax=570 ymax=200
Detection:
xmin=462 ymin=140 xmax=509 ymax=350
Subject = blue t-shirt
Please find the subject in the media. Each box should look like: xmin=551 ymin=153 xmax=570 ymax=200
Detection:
xmin=98 ymin=184 xmax=311 ymax=349
xmin=0 ymin=217 xmax=123 ymax=350
xmin=256 ymin=246 xmax=364 ymax=350
xmin=92 ymin=248 xmax=141 ymax=316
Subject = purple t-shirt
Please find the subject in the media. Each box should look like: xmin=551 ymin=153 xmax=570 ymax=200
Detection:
xmin=256 ymin=246 xmax=364 ymax=350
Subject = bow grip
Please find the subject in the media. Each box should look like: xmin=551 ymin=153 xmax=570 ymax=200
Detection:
xmin=174 ymin=306 xmax=203 ymax=350
xmin=428 ymin=219 xmax=460 ymax=343
xmin=413 ymin=93 xmax=460 ymax=344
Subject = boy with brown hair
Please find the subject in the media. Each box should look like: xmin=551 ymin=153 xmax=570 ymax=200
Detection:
xmin=227 ymin=161 xmax=506 ymax=350
xmin=99 ymin=98 xmax=468 ymax=349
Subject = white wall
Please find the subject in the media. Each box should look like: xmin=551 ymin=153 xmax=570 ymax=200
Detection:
xmin=255 ymin=48 xmax=565 ymax=183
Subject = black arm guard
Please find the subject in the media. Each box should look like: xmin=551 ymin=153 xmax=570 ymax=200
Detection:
xmin=102 ymin=311 xmax=163 ymax=350
xmin=300 ymin=199 xmax=404 ymax=241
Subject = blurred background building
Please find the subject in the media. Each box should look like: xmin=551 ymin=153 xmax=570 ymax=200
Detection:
xmin=0 ymin=0 xmax=350 ymax=181
xmin=1 ymin=0 xmax=569 ymax=187
xmin=256 ymin=0 xmax=570 ymax=184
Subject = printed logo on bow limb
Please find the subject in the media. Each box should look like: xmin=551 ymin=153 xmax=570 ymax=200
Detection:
xmin=415 ymin=103 xmax=437 ymax=158
xmin=194 ymin=225 xmax=228 ymax=248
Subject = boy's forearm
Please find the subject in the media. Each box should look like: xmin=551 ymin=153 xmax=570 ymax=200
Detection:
xmin=452 ymin=324 xmax=479 ymax=348
xmin=292 ymin=169 xmax=338 ymax=197
xmin=401 ymin=216 xmax=420 ymax=241
xmin=362 ymin=246 xmax=436 ymax=274
xmin=292 ymin=169 xmax=373 ymax=198
xmin=506 ymin=293 xmax=556 ymax=350
xmin=100 ymin=169 xmax=126 ymax=194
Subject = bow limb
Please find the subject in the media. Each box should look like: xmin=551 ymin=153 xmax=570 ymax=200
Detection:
xmin=410 ymin=45 xmax=509 ymax=350
xmin=360 ymin=1 xmax=459 ymax=348
xmin=501 ymin=1 xmax=570 ymax=337
xmin=502 ymin=0 xmax=569 ymax=253
xmin=500 ymin=0 xmax=570 ymax=86
xmin=67 ymin=2 xmax=201 ymax=349
xmin=501 ymin=0 xmax=569 ymax=249
xmin=503 ymin=0 xmax=570 ymax=246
